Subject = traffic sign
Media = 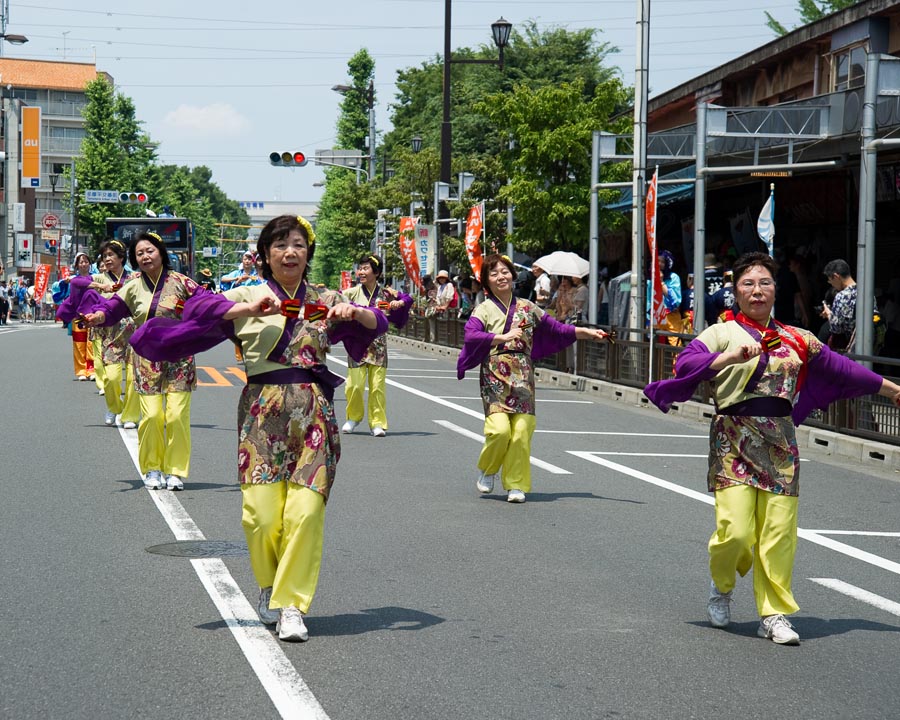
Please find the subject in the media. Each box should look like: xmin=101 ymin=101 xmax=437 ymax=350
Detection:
xmin=84 ymin=189 xmax=120 ymax=203
xmin=42 ymin=213 xmax=60 ymax=229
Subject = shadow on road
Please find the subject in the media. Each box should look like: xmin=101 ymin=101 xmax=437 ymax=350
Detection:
xmin=480 ymin=491 xmax=646 ymax=504
xmin=687 ymin=616 xmax=900 ymax=640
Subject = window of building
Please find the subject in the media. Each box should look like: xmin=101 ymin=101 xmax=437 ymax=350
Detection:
xmin=48 ymin=126 xmax=86 ymax=139
xmin=11 ymin=88 xmax=39 ymax=102
xmin=832 ymin=43 xmax=867 ymax=91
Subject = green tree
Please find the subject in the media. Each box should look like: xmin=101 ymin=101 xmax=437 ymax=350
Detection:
xmin=766 ymin=0 xmax=856 ymax=35
xmin=74 ymin=77 xmax=153 ymax=248
xmin=478 ymin=78 xmax=630 ymax=257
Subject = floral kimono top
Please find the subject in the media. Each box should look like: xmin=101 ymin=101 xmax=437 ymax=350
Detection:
xmin=343 ymin=283 xmax=413 ymax=368
xmin=457 ymin=296 xmax=576 ymax=417
xmin=90 ymin=270 xmax=137 ymax=365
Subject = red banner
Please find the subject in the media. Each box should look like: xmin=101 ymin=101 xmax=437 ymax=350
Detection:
xmin=33 ymin=263 xmax=51 ymax=303
xmin=59 ymin=266 xmax=71 ymax=281
xmin=398 ymin=216 xmax=422 ymax=291
xmin=340 ymin=271 xmax=352 ymax=291
xmin=644 ymin=169 xmax=667 ymax=325
xmin=464 ymin=203 xmax=484 ymax=281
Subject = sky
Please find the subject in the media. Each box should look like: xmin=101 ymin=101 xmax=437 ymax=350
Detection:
xmin=8 ymin=0 xmax=803 ymax=206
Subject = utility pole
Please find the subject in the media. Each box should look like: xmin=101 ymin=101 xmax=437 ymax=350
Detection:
xmin=629 ymin=0 xmax=651 ymax=338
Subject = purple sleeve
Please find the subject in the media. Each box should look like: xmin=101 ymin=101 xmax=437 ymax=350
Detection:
xmin=327 ymin=307 xmax=389 ymax=363
xmin=792 ymin=344 xmax=884 ymax=425
xmin=643 ymin=339 xmax=720 ymax=413
xmin=457 ymin=316 xmax=494 ymax=379
xmin=388 ymin=292 xmax=414 ymax=329
xmin=532 ymin=313 xmax=577 ymax=361
xmin=130 ymin=291 xmax=237 ymax=362
xmin=56 ymin=275 xmax=94 ymax=323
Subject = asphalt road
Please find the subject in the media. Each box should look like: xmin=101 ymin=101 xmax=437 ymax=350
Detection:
xmin=2 ymin=321 xmax=899 ymax=720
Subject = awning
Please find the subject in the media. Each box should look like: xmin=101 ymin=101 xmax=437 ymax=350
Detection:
xmin=604 ymin=164 xmax=695 ymax=212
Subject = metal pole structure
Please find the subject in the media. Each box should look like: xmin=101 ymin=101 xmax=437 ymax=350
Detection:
xmin=367 ymin=80 xmax=376 ymax=182
xmin=855 ymin=52 xmax=880 ymax=360
xmin=693 ymin=101 xmax=708 ymax=332
xmin=506 ymin=135 xmax=514 ymax=261
xmin=71 ymin=158 xmax=78 ymax=259
xmin=628 ymin=0 xmax=650 ymax=339
xmin=438 ymin=0 xmax=453 ymax=272
xmin=588 ymin=130 xmax=600 ymax=326
xmin=0 ymin=92 xmax=7 ymax=280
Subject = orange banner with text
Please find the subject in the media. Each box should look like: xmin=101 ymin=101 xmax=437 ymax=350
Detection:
xmin=464 ymin=202 xmax=484 ymax=281
xmin=398 ymin=216 xmax=422 ymax=291
xmin=21 ymin=106 xmax=41 ymax=188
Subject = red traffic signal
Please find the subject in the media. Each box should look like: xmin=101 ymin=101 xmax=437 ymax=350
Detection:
xmin=119 ymin=191 xmax=149 ymax=204
xmin=269 ymin=151 xmax=308 ymax=167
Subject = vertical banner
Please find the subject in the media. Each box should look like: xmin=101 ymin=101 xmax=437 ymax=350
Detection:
xmin=33 ymin=263 xmax=51 ymax=301
xmin=415 ymin=223 xmax=436 ymax=278
xmin=398 ymin=216 xmax=422 ymax=291
xmin=340 ymin=271 xmax=352 ymax=291
xmin=757 ymin=183 xmax=775 ymax=257
xmin=59 ymin=265 xmax=71 ymax=281
xmin=21 ymin=106 xmax=42 ymax=188
xmin=464 ymin=202 xmax=484 ymax=281
xmin=15 ymin=233 xmax=33 ymax=268
xmin=645 ymin=168 xmax=666 ymax=325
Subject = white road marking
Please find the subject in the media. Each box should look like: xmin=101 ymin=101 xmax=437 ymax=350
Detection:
xmin=586 ymin=451 xmax=810 ymax=462
xmin=437 ymin=397 xmax=592 ymax=404
xmin=572 ymin=451 xmax=900 ymax=578
xmin=809 ymin=578 xmax=900 ymax=618
xmin=537 ymin=430 xmax=706 ymax=438
xmin=805 ymin=530 xmax=900 ymax=537
xmin=117 ymin=427 xmax=330 ymax=719
xmin=435 ymin=420 xmax=571 ymax=474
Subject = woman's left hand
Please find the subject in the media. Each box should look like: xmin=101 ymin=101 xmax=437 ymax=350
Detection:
xmin=576 ymin=327 xmax=609 ymax=343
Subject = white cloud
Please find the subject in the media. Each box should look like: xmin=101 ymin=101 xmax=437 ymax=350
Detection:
xmin=162 ymin=103 xmax=251 ymax=139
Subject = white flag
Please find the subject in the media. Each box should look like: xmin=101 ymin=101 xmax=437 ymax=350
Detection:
xmin=757 ymin=187 xmax=775 ymax=257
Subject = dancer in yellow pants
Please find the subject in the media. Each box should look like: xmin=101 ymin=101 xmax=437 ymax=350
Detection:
xmin=342 ymin=254 xmax=413 ymax=437
xmin=457 ymin=254 xmax=608 ymax=503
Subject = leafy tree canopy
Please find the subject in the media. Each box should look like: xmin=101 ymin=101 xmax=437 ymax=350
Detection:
xmin=766 ymin=0 xmax=857 ymax=35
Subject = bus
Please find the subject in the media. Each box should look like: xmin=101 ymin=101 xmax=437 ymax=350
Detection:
xmin=104 ymin=217 xmax=194 ymax=277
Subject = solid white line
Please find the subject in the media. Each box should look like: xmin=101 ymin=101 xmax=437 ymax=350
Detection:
xmin=591 ymin=452 xmax=708 ymax=458
xmin=809 ymin=578 xmax=900 ymax=618
xmin=804 ymin=530 xmax=900 ymax=537
xmin=436 ymin=397 xmax=594 ymax=404
xmin=387 ymin=374 xmax=466 ymax=379
xmin=570 ymin=451 xmax=900 ymax=578
xmin=118 ymin=426 xmax=330 ymax=719
xmin=435 ymin=420 xmax=571 ymax=474
xmin=537 ymin=430 xmax=706 ymax=438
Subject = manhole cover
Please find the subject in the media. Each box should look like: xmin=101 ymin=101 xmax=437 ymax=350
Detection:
xmin=146 ymin=540 xmax=248 ymax=558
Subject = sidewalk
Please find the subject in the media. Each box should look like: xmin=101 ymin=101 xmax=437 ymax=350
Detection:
xmin=388 ymin=335 xmax=900 ymax=474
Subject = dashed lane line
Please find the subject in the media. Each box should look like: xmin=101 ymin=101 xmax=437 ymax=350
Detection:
xmin=810 ymin=578 xmax=900 ymax=618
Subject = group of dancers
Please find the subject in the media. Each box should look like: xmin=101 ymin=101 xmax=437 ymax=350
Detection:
xmin=57 ymin=217 xmax=899 ymax=646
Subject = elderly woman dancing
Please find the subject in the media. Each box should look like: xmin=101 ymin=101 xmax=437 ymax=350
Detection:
xmin=645 ymin=252 xmax=900 ymax=645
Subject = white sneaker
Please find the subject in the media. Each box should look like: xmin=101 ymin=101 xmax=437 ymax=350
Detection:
xmin=79 ymin=375 xmax=87 ymax=381
xmin=758 ymin=614 xmax=800 ymax=645
xmin=104 ymin=411 xmax=116 ymax=426
xmin=123 ymin=421 xmax=137 ymax=430
xmin=98 ymin=388 xmax=105 ymax=396
xmin=165 ymin=474 xmax=184 ymax=491
xmin=372 ymin=426 xmax=386 ymax=437
xmin=342 ymin=419 xmax=359 ymax=434
xmin=476 ymin=470 xmax=495 ymax=494
xmin=507 ymin=489 xmax=526 ymax=503
xmin=707 ymin=579 xmax=733 ymax=628
xmin=143 ymin=470 xmax=164 ymax=490
xmin=257 ymin=587 xmax=279 ymax=626
xmin=277 ymin=605 xmax=309 ymax=642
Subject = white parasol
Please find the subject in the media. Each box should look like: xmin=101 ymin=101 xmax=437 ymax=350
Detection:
xmin=532 ymin=251 xmax=590 ymax=278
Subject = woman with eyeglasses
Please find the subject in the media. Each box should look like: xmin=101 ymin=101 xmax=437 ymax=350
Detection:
xmin=645 ymin=251 xmax=900 ymax=645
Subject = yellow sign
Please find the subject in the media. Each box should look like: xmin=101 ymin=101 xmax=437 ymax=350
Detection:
xmin=750 ymin=171 xmax=792 ymax=178
xmin=21 ymin=106 xmax=41 ymax=188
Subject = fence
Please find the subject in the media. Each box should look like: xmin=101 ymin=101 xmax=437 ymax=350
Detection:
xmin=394 ymin=312 xmax=900 ymax=447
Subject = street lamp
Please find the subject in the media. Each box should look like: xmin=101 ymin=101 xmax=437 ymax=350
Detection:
xmin=439 ymin=5 xmax=511 ymax=267
xmin=411 ymin=135 xmax=422 ymax=154
xmin=0 ymin=0 xmax=27 ymax=57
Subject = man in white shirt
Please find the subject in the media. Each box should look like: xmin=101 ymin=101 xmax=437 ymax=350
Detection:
xmin=531 ymin=263 xmax=551 ymax=308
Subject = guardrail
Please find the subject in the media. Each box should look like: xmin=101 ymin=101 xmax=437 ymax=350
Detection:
xmin=394 ymin=312 xmax=900 ymax=447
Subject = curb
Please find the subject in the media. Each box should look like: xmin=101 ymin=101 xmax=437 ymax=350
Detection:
xmin=388 ymin=335 xmax=900 ymax=472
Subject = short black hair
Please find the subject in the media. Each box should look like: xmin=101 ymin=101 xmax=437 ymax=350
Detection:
xmin=823 ymin=259 xmax=851 ymax=279
xmin=128 ymin=233 xmax=171 ymax=272
xmin=356 ymin=254 xmax=382 ymax=276
xmin=256 ymin=215 xmax=315 ymax=281
xmin=731 ymin=252 xmax=777 ymax=285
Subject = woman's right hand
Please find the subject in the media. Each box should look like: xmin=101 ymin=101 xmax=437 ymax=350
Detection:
xmin=82 ymin=311 xmax=106 ymax=327
xmin=502 ymin=327 xmax=523 ymax=343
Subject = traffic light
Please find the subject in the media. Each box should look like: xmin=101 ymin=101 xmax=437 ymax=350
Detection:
xmin=269 ymin=151 xmax=308 ymax=167
xmin=119 ymin=191 xmax=148 ymax=204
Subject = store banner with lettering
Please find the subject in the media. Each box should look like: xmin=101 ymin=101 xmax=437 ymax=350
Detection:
xmin=21 ymin=107 xmax=41 ymax=188
xmin=397 ymin=216 xmax=422 ymax=291
xmin=33 ymin=263 xmax=51 ymax=301
xmin=464 ymin=202 xmax=484 ymax=281
xmin=415 ymin=223 xmax=436 ymax=279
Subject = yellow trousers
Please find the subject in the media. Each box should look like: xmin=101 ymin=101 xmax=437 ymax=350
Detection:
xmin=102 ymin=361 xmax=140 ymax=422
xmin=345 ymin=364 xmax=388 ymax=429
xmin=709 ymin=484 xmax=799 ymax=617
xmin=478 ymin=412 xmax=537 ymax=492
xmin=138 ymin=391 xmax=192 ymax=477
xmin=92 ymin=337 xmax=105 ymax=390
xmin=241 ymin=483 xmax=325 ymax=613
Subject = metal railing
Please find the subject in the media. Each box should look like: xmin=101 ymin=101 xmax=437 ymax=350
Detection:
xmin=394 ymin=313 xmax=900 ymax=447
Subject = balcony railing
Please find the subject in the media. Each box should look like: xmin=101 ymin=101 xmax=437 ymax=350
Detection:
xmin=43 ymin=137 xmax=83 ymax=154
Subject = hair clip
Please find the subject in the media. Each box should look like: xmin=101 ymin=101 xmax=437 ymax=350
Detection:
xmin=296 ymin=216 xmax=316 ymax=245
